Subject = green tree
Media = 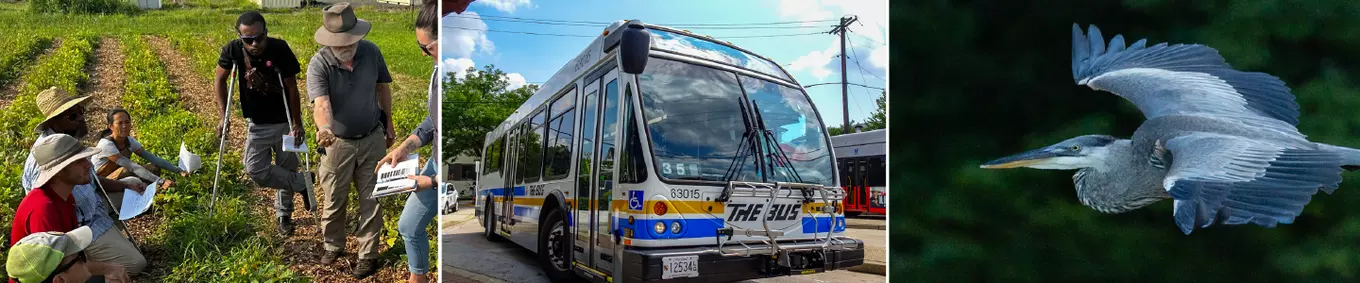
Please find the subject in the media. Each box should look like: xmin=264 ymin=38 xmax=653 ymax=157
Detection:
xmin=864 ymin=91 xmax=886 ymax=130
xmin=442 ymin=64 xmax=535 ymax=165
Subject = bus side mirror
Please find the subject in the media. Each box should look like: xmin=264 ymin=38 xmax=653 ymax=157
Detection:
xmin=610 ymin=20 xmax=650 ymax=75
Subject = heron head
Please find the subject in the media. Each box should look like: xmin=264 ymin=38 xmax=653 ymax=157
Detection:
xmin=980 ymin=135 xmax=1119 ymax=170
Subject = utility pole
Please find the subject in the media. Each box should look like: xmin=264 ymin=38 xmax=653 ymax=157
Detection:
xmin=829 ymin=15 xmax=858 ymax=133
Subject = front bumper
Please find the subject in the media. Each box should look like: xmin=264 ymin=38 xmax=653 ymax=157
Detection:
xmin=618 ymin=237 xmax=864 ymax=283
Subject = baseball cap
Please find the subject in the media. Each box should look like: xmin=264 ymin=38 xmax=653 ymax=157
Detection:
xmin=6 ymin=226 xmax=94 ymax=283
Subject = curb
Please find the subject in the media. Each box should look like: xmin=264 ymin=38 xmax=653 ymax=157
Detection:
xmin=847 ymin=261 xmax=887 ymax=275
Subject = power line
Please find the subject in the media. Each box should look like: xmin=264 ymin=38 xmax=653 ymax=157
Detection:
xmin=803 ymin=82 xmax=884 ymax=90
xmin=445 ymin=14 xmax=833 ymax=30
xmin=447 ymin=14 xmax=840 ymax=28
xmin=845 ymin=35 xmax=886 ymax=82
xmin=446 ymin=26 xmax=595 ymax=37
xmin=442 ymin=25 xmax=824 ymax=39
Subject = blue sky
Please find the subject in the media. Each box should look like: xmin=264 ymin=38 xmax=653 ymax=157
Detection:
xmin=441 ymin=0 xmax=888 ymax=126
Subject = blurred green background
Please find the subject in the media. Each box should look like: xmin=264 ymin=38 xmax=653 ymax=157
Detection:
xmin=893 ymin=0 xmax=1360 ymax=281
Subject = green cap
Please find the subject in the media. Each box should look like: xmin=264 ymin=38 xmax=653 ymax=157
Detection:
xmin=6 ymin=226 xmax=93 ymax=283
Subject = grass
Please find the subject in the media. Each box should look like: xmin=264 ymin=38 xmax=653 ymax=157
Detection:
xmin=0 ymin=1 xmax=437 ymax=281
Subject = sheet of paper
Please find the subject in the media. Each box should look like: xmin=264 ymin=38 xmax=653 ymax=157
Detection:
xmin=119 ymin=180 xmax=158 ymax=220
xmin=178 ymin=142 xmax=201 ymax=173
xmin=372 ymin=154 xmax=420 ymax=199
xmin=282 ymin=135 xmax=308 ymax=153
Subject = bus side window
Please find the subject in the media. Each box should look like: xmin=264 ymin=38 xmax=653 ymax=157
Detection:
xmin=620 ymin=83 xmax=648 ymax=184
xmin=544 ymin=92 xmax=576 ymax=181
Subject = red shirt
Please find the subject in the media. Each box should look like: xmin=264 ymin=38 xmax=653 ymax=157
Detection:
xmin=10 ymin=186 xmax=78 ymax=247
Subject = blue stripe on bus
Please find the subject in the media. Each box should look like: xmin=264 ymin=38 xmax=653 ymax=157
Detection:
xmin=484 ymin=186 xmax=527 ymax=196
xmin=801 ymin=216 xmax=847 ymax=233
xmin=620 ymin=217 xmax=724 ymax=240
xmin=513 ymin=205 xmax=537 ymax=218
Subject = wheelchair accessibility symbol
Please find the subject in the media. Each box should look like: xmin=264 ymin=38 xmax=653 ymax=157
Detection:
xmin=628 ymin=190 xmax=643 ymax=211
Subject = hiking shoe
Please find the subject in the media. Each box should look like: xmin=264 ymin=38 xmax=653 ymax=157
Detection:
xmin=277 ymin=216 xmax=294 ymax=237
xmin=353 ymin=258 xmax=379 ymax=279
xmin=321 ymin=250 xmax=343 ymax=265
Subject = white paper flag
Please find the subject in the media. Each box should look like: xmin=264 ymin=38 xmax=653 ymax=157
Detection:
xmin=178 ymin=142 xmax=201 ymax=173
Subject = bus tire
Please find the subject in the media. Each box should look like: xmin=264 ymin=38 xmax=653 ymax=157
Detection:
xmin=483 ymin=199 xmax=504 ymax=242
xmin=538 ymin=208 xmax=576 ymax=282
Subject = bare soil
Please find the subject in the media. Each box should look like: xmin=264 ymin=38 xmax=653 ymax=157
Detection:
xmin=82 ymin=37 xmax=128 ymax=145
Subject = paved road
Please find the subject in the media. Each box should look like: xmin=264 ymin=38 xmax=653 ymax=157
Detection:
xmin=439 ymin=205 xmax=886 ymax=282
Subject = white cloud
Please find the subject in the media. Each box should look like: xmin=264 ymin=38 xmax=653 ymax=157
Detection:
xmin=503 ymin=73 xmax=527 ymax=90
xmin=476 ymin=0 xmax=532 ymax=13
xmin=788 ymin=43 xmax=838 ymax=81
xmin=443 ymin=57 xmax=477 ymax=79
xmin=778 ymin=0 xmax=888 ymax=77
xmin=869 ymin=45 xmax=888 ymax=69
xmin=441 ymin=12 xmax=494 ymax=59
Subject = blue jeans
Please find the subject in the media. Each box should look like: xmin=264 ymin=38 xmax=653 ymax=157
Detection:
xmin=398 ymin=158 xmax=438 ymax=274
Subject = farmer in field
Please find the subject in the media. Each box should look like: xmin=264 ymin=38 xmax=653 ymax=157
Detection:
xmin=93 ymin=108 xmax=190 ymax=189
xmin=214 ymin=11 xmax=314 ymax=237
xmin=306 ymin=3 xmax=395 ymax=278
xmin=21 ymin=87 xmax=149 ymax=276
xmin=376 ymin=1 xmax=440 ymax=282
xmin=7 ymin=227 xmax=131 ymax=283
xmin=10 ymin=135 xmax=131 ymax=283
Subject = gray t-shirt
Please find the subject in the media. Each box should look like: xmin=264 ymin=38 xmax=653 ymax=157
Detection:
xmin=306 ymin=40 xmax=393 ymax=138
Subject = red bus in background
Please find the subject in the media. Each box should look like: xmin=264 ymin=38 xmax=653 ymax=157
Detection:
xmin=832 ymin=129 xmax=886 ymax=217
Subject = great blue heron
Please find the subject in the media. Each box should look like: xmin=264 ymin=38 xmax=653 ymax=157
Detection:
xmin=981 ymin=24 xmax=1360 ymax=235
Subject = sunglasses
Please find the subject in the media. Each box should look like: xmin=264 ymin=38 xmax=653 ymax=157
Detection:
xmin=42 ymin=251 xmax=87 ymax=283
xmin=417 ymin=39 xmax=437 ymax=57
xmin=62 ymin=107 xmax=84 ymax=122
xmin=240 ymin=32 xmax=267 ymax=45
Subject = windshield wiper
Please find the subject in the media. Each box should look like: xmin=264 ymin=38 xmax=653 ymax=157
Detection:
xmin=721 ymin=95 xmax=763 ymax=183
xmin=749 ymin=102 xmax=804 ymax=184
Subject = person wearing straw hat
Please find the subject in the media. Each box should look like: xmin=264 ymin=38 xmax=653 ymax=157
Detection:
xmin=19 ymin=87 xmax=150 ymax=276
xmin=214 ymin=11 xmax=313 ymax=237
xmin=305 ymin=2 xmax=395 ymax=278
xmin=7 ymin=227 xmax=130 ymax=283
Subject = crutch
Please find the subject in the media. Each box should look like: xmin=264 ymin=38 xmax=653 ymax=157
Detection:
xmin=276 ymin=70 xmax=319 ymax=224
xmin=208 ymin=65 xmax=237 ymax=217
xmin=92 ymin=169 xmax=142 ymax=253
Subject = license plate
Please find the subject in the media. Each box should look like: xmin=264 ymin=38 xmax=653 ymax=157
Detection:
xmin=661 ymin=255 xmax=699 ymax=279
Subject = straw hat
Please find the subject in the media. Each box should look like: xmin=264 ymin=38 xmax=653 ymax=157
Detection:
xmin=34 ymin=87 xmax=91 ymax=132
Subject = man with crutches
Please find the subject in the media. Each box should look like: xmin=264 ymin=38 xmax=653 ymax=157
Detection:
xmin=214 ymin=11 xmax=315 ymax=237
xmin=21 ymin=87 xmax=149 ymax=276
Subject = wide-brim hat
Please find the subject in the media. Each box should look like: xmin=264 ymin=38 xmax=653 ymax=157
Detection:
xmin=32 ymin=134 xmax=100 ymax=189
xmin=35 ymin=87 xmax=91 ymax=132
xmin=314 ymin=2 xmax=371 ymax=47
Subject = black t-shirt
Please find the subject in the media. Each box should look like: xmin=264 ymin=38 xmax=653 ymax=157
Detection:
xmin=217 ymin=38 xmax=301 ymax=124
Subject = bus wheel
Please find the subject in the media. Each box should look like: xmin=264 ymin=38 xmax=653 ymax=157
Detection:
xmin=483 ymin=199 xmax=503 ymax=242
xmin=538 ymin=209 xmax=575 ymax=281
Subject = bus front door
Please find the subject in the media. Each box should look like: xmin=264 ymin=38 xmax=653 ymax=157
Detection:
xmin=574 ymin=77 xmax=602 ymax=271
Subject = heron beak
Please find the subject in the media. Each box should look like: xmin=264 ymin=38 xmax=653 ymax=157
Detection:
xmin=980 ymin=148 xmax=1060 ymax=169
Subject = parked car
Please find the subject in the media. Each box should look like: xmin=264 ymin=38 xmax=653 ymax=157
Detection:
xmin=441 ymin=183 xmax=459 ymax=214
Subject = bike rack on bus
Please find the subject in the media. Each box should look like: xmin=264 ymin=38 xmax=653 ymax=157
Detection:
xmin=713 ymin=181 xmax=857 ymax=267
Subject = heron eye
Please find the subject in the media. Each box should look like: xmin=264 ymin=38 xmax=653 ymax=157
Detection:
xmin=1071 ymin=145 xmax=1081 ymax=151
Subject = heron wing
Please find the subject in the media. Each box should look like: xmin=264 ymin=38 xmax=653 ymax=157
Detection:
xmin=1072 ymin=24 xmax=1300 ymax=125
xmin=1161 ymin=133 xmax=1342 ymax=235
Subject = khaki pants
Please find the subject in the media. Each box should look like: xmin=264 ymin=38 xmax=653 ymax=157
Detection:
xmin=318 ymin=127 xmax=385 ymax=259
xmin=85 ymin=225 xmax=147 ymax=275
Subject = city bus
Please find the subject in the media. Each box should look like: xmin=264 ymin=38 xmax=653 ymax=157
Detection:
xmin=831 ymin=129 xmax=886 ymax=216
xmin=475 ymin=19 xmax=864 ymax=283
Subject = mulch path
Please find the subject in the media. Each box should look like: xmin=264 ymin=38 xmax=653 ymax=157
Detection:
xmin=82 ymin=37 xmax=129 ymax=144
xmin=144 ymin=35 xmax=247 ymax=153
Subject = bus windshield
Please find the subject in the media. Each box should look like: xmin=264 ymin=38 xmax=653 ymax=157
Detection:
xmin=638 ymin=58 xmax=835 ymax=186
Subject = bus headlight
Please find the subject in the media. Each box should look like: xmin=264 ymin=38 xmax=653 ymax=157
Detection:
xmin=670 ymin=221 xmax=682 ymax=234
xmin=654 ymin=221 xmax=667 ymax=234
